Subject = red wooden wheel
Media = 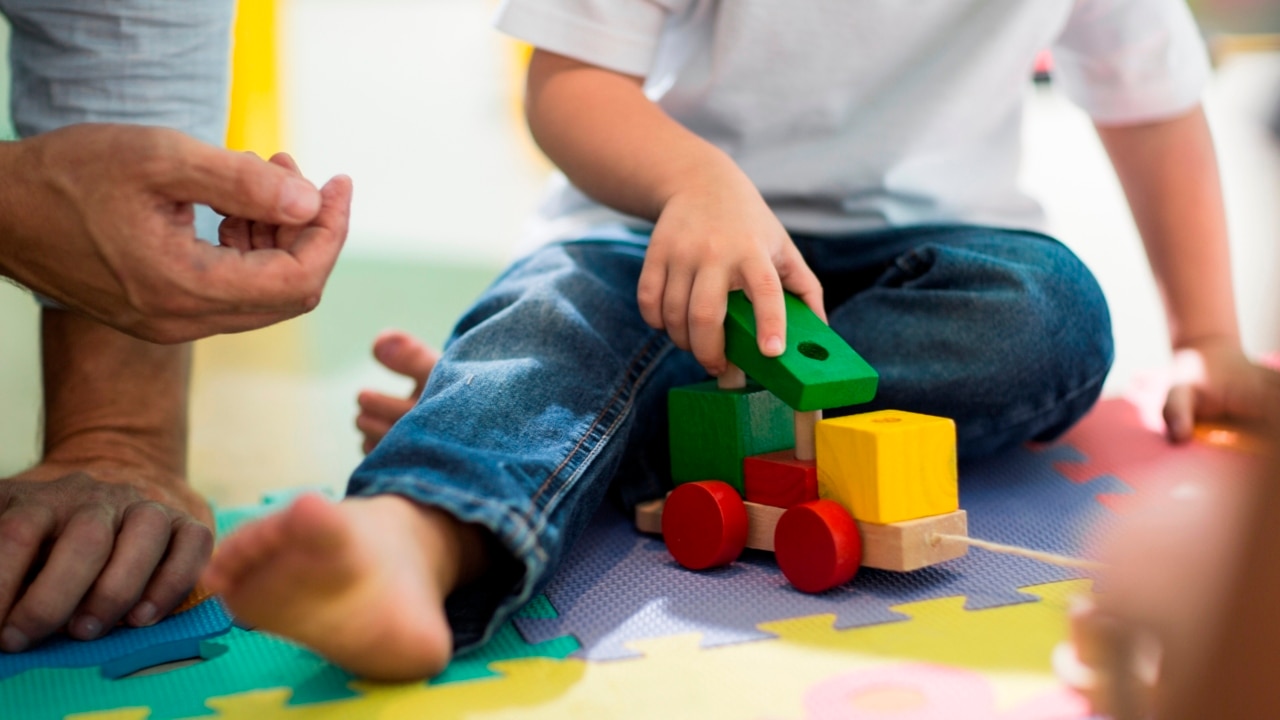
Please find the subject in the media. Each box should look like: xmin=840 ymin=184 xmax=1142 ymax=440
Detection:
xmin=775 ymin=500 xmax=862 ymax=593
xmin=661 ymin=481 xmax=749 ymax=570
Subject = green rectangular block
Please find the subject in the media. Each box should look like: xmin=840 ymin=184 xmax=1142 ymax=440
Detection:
xmin=723 ymin=291 xmax=878 ymax=412
xmin=668 ymin=380 xmax=795 ymax=494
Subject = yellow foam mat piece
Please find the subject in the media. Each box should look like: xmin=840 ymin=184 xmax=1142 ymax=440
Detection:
xmin=79 ymin=580 xmax=1086 ymax=720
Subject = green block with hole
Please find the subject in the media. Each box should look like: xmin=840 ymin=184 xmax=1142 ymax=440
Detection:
xmin=723 ymin=291 xmax=878 ymax=412
xmin=668 ymin=380 xmax=795 ymax=494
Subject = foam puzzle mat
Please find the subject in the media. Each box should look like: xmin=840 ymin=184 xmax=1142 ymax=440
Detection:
xmin=0 ymin=385 xmax=1262 ymax=720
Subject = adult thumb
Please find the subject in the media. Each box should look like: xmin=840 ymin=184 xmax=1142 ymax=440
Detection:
xmin=160 ymin=135 xmax=322 ymax=224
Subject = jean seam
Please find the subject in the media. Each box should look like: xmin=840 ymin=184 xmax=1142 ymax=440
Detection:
xmin=464 ymin=334 xmax=674 ymax=653
xmin=540 ymin=335 xmax=675 ymax=520
xmin=529 ymin=330 xmax=675 ymax=520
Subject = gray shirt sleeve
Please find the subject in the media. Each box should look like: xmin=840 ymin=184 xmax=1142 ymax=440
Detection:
xmin=0 ymin=0 xmax=237 ymax=257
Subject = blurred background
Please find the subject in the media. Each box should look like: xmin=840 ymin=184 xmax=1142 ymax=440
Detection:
xmin=0 ymin=0 xmax=1277 ymax=508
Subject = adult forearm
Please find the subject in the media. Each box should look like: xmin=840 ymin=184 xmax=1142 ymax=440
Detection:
xmin=1096 ymin=105 xmax=1239 ymax=350
xmin=525 ymin=50 xmax=744 ymax=221
xmin=39 ymin=308 xmax=189 ymax=480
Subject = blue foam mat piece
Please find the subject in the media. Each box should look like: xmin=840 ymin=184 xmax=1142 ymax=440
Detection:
xmin=515 ymin=443 xmax=1127 ymax=660
xmin=0 ymin=597 xmax=234 ymax=681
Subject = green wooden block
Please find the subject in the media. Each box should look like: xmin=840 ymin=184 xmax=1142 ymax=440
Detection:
xmin=668 ymin=380 xmax=795 ymax=494
xmin=723 ymin=291 xmax=879 ymax=412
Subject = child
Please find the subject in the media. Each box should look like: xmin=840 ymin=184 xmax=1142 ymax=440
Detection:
xmin=202 ymin=0 xmax=1280 ymax=680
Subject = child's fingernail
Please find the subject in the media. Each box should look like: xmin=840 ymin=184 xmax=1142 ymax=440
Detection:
xmin=764 ymin=336 xmax=784 ymax=355
xmin=0 ymin=626 xmax=28 ymax=653
xmin=131 ymin=602 xmax=158 ymax=626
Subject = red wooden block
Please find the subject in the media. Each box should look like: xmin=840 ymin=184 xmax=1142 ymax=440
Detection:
xmin=662 ymin=481 xmax=749 ymax=571
xmin=744 ymin=450 xmax=818 ymax=508
xmin=774 ymin=500 xmax=862 ymax=593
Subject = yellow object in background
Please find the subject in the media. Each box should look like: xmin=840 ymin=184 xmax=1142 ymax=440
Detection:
xmin=227 ymin=0 xmax=282 ymax=155
xmin=815 ymin=410 xmax=958 ymax=524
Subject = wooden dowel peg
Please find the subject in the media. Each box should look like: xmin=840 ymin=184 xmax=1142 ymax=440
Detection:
xmin=794 ymin=410 xmax=821 ymax=461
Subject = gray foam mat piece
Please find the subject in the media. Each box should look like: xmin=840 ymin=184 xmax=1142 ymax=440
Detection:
xmin=516 ymin=444 xmax=1126 ymax=660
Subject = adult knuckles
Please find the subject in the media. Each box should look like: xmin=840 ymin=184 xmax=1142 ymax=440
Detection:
xmin=131 ymin=128 xmax=189 ymax=184
xmin=89 ymin=583 xmax=139 ymax=612
xmin=0 ymin=515 xmax=47 ymax=550
xmin=176 ymin=518 xmax=215 ymax=552
xmin=68 ymin=508 xmax=118 ymax=548
xmin=125 ymin=501 xmax=176 ymax=532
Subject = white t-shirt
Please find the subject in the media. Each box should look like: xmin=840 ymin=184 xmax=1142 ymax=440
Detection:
xmin=495 ymin=0 xmax=1210 ymax=251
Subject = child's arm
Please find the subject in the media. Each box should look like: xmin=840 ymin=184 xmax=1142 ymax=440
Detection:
xmin=1097 ymin=105 xmax=1280 ymax=441
xmin=525 ymin=50 xmax=824 ymax=376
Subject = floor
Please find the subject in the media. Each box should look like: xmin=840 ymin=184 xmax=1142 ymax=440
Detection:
xmin=0 ymin=0 xmax=1277 ymax=512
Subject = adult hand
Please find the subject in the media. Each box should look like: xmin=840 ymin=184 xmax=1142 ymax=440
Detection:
xmin=1162 ymin=339 xmax=1280 ymax=442
xmin=356 ymin=330 xmax=440 ymax=454
xmin=0 ymin=466 xmax=213 ymax=653
xmin=0 ymin=123 xmax=353 ymax=344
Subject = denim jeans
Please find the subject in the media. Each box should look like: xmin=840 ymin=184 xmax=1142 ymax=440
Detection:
xmin=1 ymin=0 xmax=234 ymax=241
xmin=347 ymin=225 xmax=1114 ymax=651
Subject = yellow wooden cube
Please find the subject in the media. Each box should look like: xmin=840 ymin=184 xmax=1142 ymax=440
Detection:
xmin=815 ymin=409 xmax=958 ymax=524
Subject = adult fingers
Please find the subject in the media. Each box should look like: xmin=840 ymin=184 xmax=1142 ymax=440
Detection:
xmin=776 ymin=244 xmax=826 ymax=323
xmin=1 ymin=506 xmax=115 ymax=651
xmin=687 ymin=270 xmax=731 ymax=375
xmin=68 ymin=502 xmax=171 ymax=640
xmin=268 ymin=152 xmax=302 ymax=174
xmin=741 ymin=260 xmax=786 ymax=357
xmin=0 ymin=504 xmax=56 ymax=631
xmin=636 ymin=256 xmax=668 ymax=330
xmin=127 ymin=518 xmax=213 ymax=627
xmin=357 ymin=391 xmax=417 ymax=425
xmin=662 ymin=268 xmax=695 ymax=351
xmin=161 ymin=135 xmax=321 ymax=225
xmin=277 ymin=173 xmax=352 ymax=280
xmin=1163 ymin=384 xmax=1196 ymax=444
xmin=165 ymin=174 xmax=353 ymax=326
xmin=218 ymin=217 xmax=252 ymax=252
xmin=250 ymin=220 xmax=279 ymax=251
xmin=372 ymin=331 xmax=440 ymax=394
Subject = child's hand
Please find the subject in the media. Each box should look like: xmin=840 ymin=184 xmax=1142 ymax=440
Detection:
xmin=636 ymin=169 xmax=824 ymax=376
xmin=356 ymin=330 xmax=440 ymax=454
xmin=1163 ymin=340 xmax=1280 ymax=442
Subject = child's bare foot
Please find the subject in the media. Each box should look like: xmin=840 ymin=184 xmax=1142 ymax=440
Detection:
xmin=357 ymin=330 xmax=440 ymax=454
xmin=202 ymin=493 xmax=484 ymax=681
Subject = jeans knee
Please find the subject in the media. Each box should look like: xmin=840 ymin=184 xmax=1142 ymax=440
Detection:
xmin=451 ymin=242 xmax=649 ymax=352
xmin=954 ymin=239 xmax=1113 ymax=455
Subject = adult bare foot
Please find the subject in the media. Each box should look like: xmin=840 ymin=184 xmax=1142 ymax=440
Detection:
xmin=202 ymin=493 xmax=484 ymax=681
xmin=357 ymin=330 xmax=441 ymax=454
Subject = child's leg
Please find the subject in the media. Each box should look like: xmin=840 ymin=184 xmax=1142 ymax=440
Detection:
xmin=205 ymin=239 xmax=706 ymax=679
xmin=803 ymin=226 xmax=1113 ymax=460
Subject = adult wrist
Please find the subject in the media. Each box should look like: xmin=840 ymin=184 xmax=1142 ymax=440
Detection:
xmin=0 ymin=139 xmax=27 ymax=279
xmin=40 ymin=429 xmax=187 ymax=481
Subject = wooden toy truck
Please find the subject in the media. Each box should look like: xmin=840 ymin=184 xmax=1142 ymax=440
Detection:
xmin=635 ymin=292 xmax=970 ymax=593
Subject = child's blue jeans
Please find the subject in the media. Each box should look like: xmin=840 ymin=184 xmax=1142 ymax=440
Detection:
xmin=347 ymin=225 xmax=1113 ymax=651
